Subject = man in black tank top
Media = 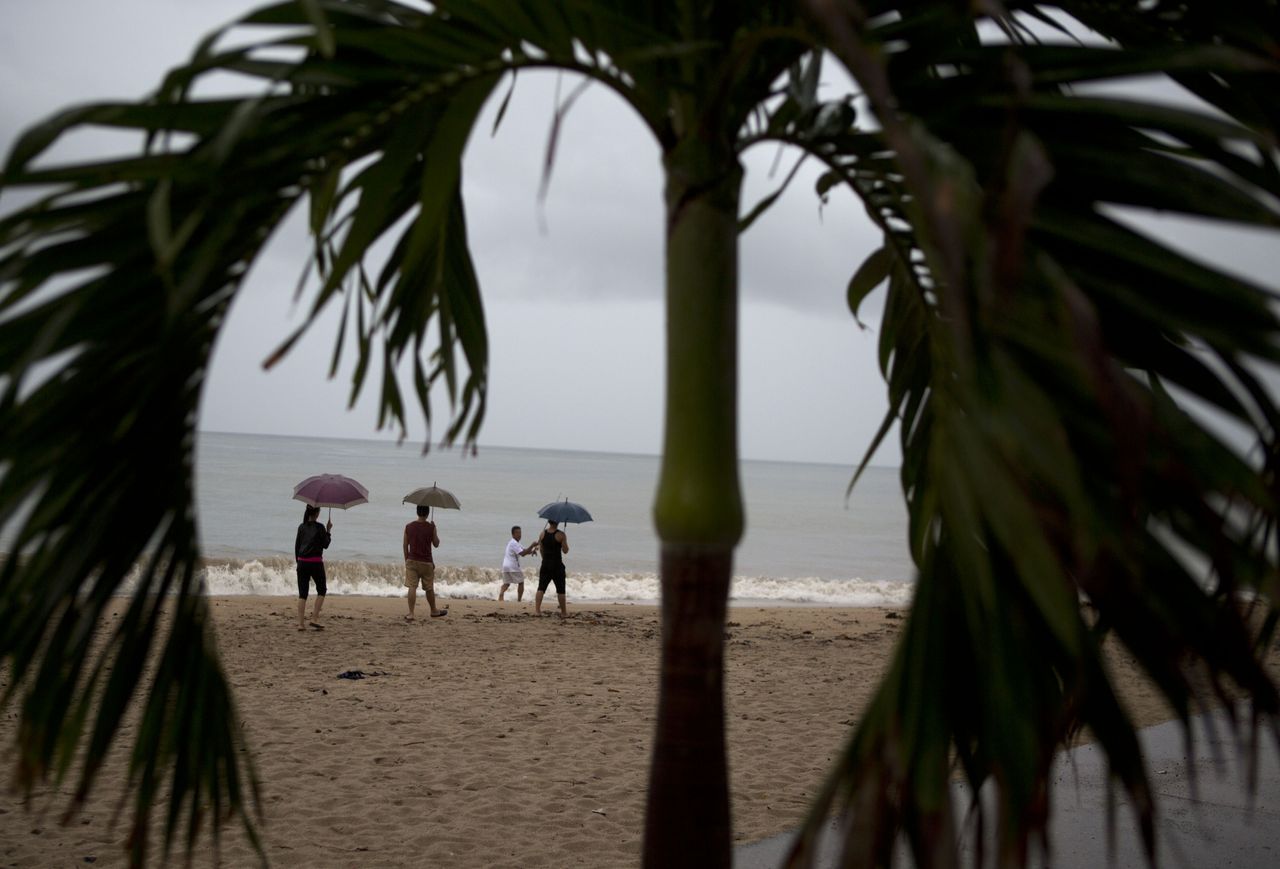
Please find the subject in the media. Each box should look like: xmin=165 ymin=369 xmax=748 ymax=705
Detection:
xmin=535 ymin=520 xmax=570 ymax=618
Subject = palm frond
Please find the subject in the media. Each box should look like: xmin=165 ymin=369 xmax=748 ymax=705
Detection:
xmin=0 ymin=0 xmax=679 ymax=862
xmin=6 ymin=3 xmax=1280 ymax=868
xmin=789 ymin=2 xmax=1280 ymax=865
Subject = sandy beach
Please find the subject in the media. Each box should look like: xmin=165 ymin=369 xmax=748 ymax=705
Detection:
xmin=0 ymin=596 xmax=1226 ymax=867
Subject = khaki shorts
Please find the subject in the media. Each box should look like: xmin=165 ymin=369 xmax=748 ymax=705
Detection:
xmin=405 ymin=560 xmax=435 ymax=591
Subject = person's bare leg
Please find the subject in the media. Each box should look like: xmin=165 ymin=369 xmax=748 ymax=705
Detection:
xmin=557 ymin=593 xmax=567 ymax=619
xmin=297 ymin=598 xmax=307 ymax=630
xmin=517 ymin=583 xmax=524 ymax=602
xmin=406 ymin=586 xmax=417 ymax=620
xmin=535 ymin=589 xmax=544 ymax=616
xmin=499 ymin=583 xmax=508 ymax=601
xmin=310 ymin=594 xmax=325 ymax=625
xmin=426 ymin=585 xmax=446 ymax=617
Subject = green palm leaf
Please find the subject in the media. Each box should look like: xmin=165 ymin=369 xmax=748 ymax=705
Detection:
xmin=3 ymin=3 xmax=1280 ymax=868
xmin=788 ymin=2 xmax=1280 ymax=865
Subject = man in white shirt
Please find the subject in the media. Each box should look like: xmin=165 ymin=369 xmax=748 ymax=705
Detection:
xmin=499 ymin=525 xmax=535 ymax=601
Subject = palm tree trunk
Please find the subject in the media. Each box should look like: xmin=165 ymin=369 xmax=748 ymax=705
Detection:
xmin=644 ymin=136 xmax=744 ymax=869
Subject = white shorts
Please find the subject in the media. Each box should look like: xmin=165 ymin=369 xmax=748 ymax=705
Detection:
xmin=501 ymin=569 xmax=524 ymax=585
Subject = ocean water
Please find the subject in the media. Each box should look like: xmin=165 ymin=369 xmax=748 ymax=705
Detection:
xmin=190 ymin=431 xmax=913 ymax=605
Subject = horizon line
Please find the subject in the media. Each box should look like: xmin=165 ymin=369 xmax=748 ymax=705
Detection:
xmin=195 ymin=427 xmax=899 ymax=472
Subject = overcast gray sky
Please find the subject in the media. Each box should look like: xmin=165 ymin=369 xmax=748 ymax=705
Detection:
xmin=0 ymin=0 xmax=897 ymax=467
xmin=3 ymin=3 xmax=1275 ymax=466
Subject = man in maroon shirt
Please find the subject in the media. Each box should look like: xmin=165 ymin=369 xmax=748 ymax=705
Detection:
xmin=403 ymin=505 xmax=447 ymax=620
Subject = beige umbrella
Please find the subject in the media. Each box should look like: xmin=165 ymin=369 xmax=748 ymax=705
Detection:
xmin=402 ymin=482 xmax=461 ymax=513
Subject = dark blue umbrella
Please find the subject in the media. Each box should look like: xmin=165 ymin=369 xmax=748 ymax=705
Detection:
xmin=537 ymin=498 xmax=593 ymax=525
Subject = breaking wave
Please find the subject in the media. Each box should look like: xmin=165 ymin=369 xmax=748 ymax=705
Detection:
xmin=196 ymin=557 xmax=912 ymax=607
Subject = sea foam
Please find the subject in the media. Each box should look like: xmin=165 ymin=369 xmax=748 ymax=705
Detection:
xmin=196 ymin=557 xmax=912 ymax=607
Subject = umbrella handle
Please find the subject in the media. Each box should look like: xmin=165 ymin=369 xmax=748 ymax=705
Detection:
xmin=328 ymin=507 xmax=332 ymax=523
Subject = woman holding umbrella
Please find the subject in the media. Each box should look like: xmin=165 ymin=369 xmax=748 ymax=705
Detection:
xmin=291 ymin=473 xmax=368 ymax=631
xmin=294 ymin=505 xmax=331 ymax=631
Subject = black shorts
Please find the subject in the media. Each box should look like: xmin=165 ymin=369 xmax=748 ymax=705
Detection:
xmin=538 ymin=563 xmax=566 ymax=595
xmin=296 ymin=561 xmax=327 ymax=598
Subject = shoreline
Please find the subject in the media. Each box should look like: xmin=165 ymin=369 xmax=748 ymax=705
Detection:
xmin=0 ymin=596 xmax=1203 ymax=868
xmin=190 ymin=556 xmax=917 ymax=608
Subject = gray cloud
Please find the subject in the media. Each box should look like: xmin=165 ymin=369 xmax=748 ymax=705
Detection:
xmin=0 ymin=1 xmax=908 ymax=466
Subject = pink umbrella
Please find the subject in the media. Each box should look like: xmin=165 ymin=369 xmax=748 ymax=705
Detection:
xmin=292 ymin=474 xmax=369 ymax=521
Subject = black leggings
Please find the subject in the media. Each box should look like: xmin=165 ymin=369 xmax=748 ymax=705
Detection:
xmin=296 ymin=561 xmax=327 ymax=599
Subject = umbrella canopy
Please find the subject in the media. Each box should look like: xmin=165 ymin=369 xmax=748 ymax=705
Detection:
xmin=402 ymin=483 xmax=461 ymax=510
xmin=537 ymin=499 xmax=593 ymax=525
xmin=292 ymin=474 xmax=369 ymax=509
